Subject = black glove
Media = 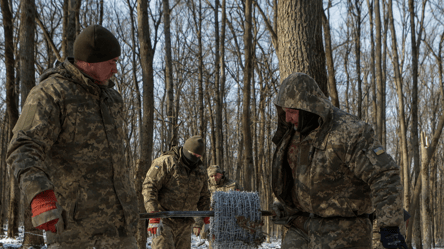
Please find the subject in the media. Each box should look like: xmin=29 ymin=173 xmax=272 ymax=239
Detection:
xmin=379 ymin=227 xmax=408 ymax=249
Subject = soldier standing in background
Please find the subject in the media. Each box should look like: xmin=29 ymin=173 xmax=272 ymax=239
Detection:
xmin=193 ymin=165 xmax=241 ymax=248
xmin=142 ymin=136 xmax=211 ymax=249
xmin=271 ymin=72 xmax=406 ymax=249
xmin=7 ymin=25 xmax=138 ymax=248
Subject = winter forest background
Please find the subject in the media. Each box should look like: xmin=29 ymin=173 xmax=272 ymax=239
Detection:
xmin=0 ymin=0 xmax=443 ymax=248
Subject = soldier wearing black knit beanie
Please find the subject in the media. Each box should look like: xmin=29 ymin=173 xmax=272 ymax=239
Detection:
xmin=7 ymin=24 xmax=138 ymax=249
xmin=74 ymin=25 xmax=121 ymax=85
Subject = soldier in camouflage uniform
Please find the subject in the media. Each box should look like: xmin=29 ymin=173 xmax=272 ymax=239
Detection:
xmin=271 ymin=72 xmax=404 ymax=248
xmin=6 ymin=25 xmax=138 ymax=249
xmin=142 ymin=136 xmax=211 ymax=249
xmin=193 ymin=165 xmax=240 ymax=247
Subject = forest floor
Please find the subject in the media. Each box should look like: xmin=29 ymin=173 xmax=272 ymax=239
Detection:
xmin=0 ymin=225 xmax=282 ymax=248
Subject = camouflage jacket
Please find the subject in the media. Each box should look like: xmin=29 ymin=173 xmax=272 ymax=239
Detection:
xmin=6 ymin=58 xmax=138 ymax=244
xmin=208 ymin=177 xmax=239 ymax=193
xmin=142 ymin=146 xmax=211 ymax=224
xmin=272 ymin=73 xmax=404 ymax=228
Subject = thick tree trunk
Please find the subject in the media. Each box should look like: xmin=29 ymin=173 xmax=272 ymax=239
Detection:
xmin=19 ymin=0 xmax=45 ymax=246
xmin=277 ymin=0 xmax=328 ymax=95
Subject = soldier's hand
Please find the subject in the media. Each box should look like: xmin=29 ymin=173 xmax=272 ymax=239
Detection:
xmin=193 ymin=227 xmax=201 ymax=236
xmin=203 ymin=217 xmax=210 ymax=235
xmin=379 ymin=227 xmax=408 ymax=249
xmin=272 ymin=201 xmax=287 ymax=219
xmin=31 ymin=190 xmax=60 ymax=233
xmin=147 ymin=211 xmax=162 ymax=238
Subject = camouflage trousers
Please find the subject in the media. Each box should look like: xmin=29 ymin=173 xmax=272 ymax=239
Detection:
xmin=46 ymin=236 xmax=137 ymax=249
xmin=282 ymin=217 xmax=372 ymax=249
xmin=151 ymin=218 xmax=193 ymax=249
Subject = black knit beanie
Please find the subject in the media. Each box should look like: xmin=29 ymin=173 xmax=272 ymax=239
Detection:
xmin=74 ymin=25 xmax=121 ymax=63
xmin=183 ymin=136 xmax=205 ymax=163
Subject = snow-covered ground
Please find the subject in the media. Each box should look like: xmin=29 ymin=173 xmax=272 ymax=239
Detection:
xmin=1 ymin=225 xmax=282 ymax=248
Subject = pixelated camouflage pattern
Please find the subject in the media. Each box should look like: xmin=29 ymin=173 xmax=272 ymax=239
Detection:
xmin=151 ymin=218 xmax=193 ymax=249
xmin=307 ymin=217 xmax=372 ymax=248
xmin=6 ymin=58 xmax=138 ymax=245
xmin=143 ymin=146 xmax=210 ymax=248
xmin=272 ymin=73 xmax=404 ymax=233
xmin=281 ymin=226 xmax=309 ymax=249
xmin=142 ymin=146 xmax=211 ymax=216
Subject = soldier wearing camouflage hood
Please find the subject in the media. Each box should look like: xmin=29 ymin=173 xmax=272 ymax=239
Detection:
xmin=6 ymin=25 xmax=138 ymax=248
xmin=271 ymin=72 xmax=405 ymax=248
xmin=142 ymin=136 xmax=211 ymax=249
xmin=193 ymin=165 xmax=240 ymax=246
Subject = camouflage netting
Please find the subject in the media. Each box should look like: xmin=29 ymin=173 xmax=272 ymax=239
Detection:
xmin=210 ymin=191 xmax=265 ymax=249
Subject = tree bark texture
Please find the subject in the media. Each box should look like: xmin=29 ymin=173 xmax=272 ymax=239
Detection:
xmin=375 ymin=0 xmax=384 ymax=143
xmin=277 ymin=0 xmax=328 ymax=96
xmin=242 ymin=0 xmax=254 ymax=192
xmin=388 ymin=0 xmax=410 ymax=212
xmin=136 ymin=0 xmax=156 ymax=246
xmin=322 ymin=11 xmax=339 ymax=108
xmin=163 ymin=0 xmax=175 ymax=148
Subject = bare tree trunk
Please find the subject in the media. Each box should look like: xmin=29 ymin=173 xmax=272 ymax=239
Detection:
xmin=420 ymin=133 xmax=430 ymax=249
xmin=163 ymin=0 xmax=175 ymax=149
xmin=66 ymin=0 xmax=78 ymax=57
xmin=352 ymin=0 xmax=362 ymax=119
xmin=99 ymin=0 xmax=104 ymax=25
xmin=406 ymin=109 xmax=444 ymax=248
xmin=242 ymin=0 xmax=254 ymax=192
xmin=18 ymin=0 xmax=44 ymax=246
xmin=219 ymin=0 xmax=226 ymax=170
xmin=366 ymin=0 xmax=377 ymax=128
xmin=408 ymin=0 xmax=420 ymax=204
xmin=213 ymin=0 xmax=223 ymax=169
xmin=61 ymin=0 xmax=68 ymax=60
xmin=388 ymin=0 xmax=410 ymax=212
xmin=136 ymin=0 xmax=156 ymax=246
xmin=375 ymin=0 xmax=384 ymax=142
xmin=322 ymin=6 xmax=339 ymax=108
xmin=277 ymin=0 xmax=328 ymax=95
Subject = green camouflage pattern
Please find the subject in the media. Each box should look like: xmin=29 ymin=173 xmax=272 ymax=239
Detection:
xmin=272 ymin=72 xmax=404 ymax=247
xmin=6 ymin=58 xmax=138 ymax=246
xmin=307 ymin=217 xmax=372 ymax=248
xmin=151 ymin=218 xmax=193 ymax=249
xmin=142 ymin=146 xmax=210 ymax=249
xmin=281 ymin=226 xmax=309 ymax=249
xmin=142 ymin=146 xmax=210 ymax=214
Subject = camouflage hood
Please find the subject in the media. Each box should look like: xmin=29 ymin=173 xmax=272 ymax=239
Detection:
xmin=273 ymin=73 xmax=333 ymax=144
xmin=274 ymin=72 xmax=332 ymax=124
